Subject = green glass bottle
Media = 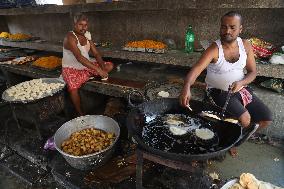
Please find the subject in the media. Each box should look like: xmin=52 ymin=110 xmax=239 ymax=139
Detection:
xmin=185 ymin=25 xmax=195 ymax=53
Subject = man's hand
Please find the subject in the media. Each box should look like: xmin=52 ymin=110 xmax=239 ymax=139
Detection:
xmin=179 ymin=44 xmax=216 ymax=107
xmin=179 ymin=88 xmax=191 ymax=107
xmin=231 ymin=81 xmax=244 ymax=93
xmin=96 ymin=67 xmax=108 ymax=79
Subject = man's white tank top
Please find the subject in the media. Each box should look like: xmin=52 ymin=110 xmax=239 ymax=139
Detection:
xmin=62 ymin=31 xmax=92 ymax=70
xmin=205 ymin=37 xmax=247 ymax=91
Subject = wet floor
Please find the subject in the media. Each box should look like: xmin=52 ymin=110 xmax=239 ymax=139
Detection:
xmin=0 ymin=169 xmax=63 ymax=189
xmin=0 ymin=132 xmax=283 ymax=188
xmin=0 ymin=170 xmax=25 ymax=189
xmin=207 ymin=141 xmax=284 ymax=187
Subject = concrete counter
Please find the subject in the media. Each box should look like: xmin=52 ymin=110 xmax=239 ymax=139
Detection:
xmin=1 ymin=39 xmax=284 ymax=79
xmin=0 ymin=0 xmax=283 ymax=15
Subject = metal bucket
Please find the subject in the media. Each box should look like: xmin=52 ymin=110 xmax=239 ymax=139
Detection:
xmin=54 ymin=115 xmax=120 ymax=170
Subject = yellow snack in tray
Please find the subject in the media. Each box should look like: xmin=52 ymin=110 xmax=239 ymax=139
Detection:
xmin=32 ymin=56 xmax=62 ymax=69
xmin=0 ymin=32 xmax=11 ymax=38
xmin=126 ymin=40 xmax=167 ymax=49
xmin=61 ymin=128 xmax=116 ymax=156
xmin=9 ymin=33 xmax=32 ymax=40
xmin=249 ymin=37 xmax=273 ymax=49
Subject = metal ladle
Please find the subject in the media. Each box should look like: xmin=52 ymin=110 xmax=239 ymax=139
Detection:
xmin=200 ymin=86 xmax=233 ymax=121
xmin=186 ymin=104 xmax=193 ymax=111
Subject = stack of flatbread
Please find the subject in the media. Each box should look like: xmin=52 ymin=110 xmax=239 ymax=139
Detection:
xmin=12 ymin=56 xmax=36 ymax=65
xmin=229 ymin=173 xmax=283 ymax=189
xmin=0 ymin=56 xmax=36 ymax=65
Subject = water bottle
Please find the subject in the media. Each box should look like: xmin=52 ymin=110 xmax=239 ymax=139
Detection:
xmin=185 ymin=25 xmax=195 ymax=53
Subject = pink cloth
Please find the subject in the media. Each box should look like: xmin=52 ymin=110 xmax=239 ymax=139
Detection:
xmin=62 ymin=61 xmax=113 ymax=91
xmin=239 ymin=87 xmax=253 ymax=107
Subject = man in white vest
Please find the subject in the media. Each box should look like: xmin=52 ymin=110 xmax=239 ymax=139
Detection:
xmin=180 ymin=11 xmax=272 ymax=156
xmin=62 ymin=13 xmax=113 ymax=116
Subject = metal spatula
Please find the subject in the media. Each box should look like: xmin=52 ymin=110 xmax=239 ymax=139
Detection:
xmin=200 ymin=86 xmax=232 ymax=121
xmin=186 ymin=104 xmax=193 ymax=111
xmin=220 ymin=86 xmax=233 ymax=120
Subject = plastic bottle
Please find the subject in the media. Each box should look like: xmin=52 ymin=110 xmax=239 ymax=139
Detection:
xmin=185 ymin=25 xmax=195 ymax=53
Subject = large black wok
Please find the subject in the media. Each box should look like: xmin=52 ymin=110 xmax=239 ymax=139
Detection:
xmin=127 ymin=98 xmax=244 ymax=162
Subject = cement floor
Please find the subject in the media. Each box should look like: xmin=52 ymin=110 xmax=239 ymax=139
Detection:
xmin=0 ymin=139 xmax=283 ymax=188
xmin=207 ymin=141 xmax=284 ymax=188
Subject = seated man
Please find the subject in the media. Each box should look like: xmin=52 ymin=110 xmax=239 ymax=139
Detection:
xmin=179 ymin=11 xmax=272 ymax=157
xmin=62 ymin=13 xmax=113 ymax=116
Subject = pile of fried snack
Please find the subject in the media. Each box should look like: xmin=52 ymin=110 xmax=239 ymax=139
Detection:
xmin=125 ymin=40 xmax=167 ymax=49
xmin=249 ymin=37 xmax=274 ymax=50
xmin=248 ymin=37 xmax=276 ymax=59
xmin=229 ymin=173 xmax=283 ymax=189
xmin=32 ymin=56 xmax=62 ymax=69
xmin=12 ymin=56 xmax=36 ymax=65
xmin=5 ymin=79 xmax=64 ymax=101
xmin=0 ymin=32 xmax=32 ymax=40
xmin=61 ymin=128 xmax=116 ymax=156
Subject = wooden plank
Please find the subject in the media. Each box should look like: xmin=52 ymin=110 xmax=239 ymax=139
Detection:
xmin=90 ymin=77 xmax=146 ymax=89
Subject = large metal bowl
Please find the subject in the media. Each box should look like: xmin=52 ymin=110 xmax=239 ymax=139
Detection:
xmin=54 ymin=115 xmax=120 ymax=170
xmin=2 ymin=78 xmax=66 ymax=122
xmin=2 ymin=78 xmax=65 ymax=104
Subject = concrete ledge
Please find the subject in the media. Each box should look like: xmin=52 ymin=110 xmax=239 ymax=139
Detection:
xmin=0 ymin=0 xmax=283 ymax=15
xmin=0 ymin=40 xmax=62 ymax=53
xmin=1 ymin=40 xmax=283 ymax=79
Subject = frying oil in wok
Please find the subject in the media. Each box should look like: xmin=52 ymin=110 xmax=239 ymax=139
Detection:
xmin=142 ymin=114 xmax=220 ymax=154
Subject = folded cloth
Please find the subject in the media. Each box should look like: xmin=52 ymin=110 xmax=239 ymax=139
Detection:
xmin=239 ymin=87 xmax=252 ymax=107
xmin=62 ymin=61 xmax=113 ymax=91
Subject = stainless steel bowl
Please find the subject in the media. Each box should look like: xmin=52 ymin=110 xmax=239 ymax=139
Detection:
xmin=2 ymin=78 xmax=66 ymax=104
xmin=54 ymin=115 xmax=120 ymax=170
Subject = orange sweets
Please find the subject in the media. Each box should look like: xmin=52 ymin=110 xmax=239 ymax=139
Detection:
xmin=125 ymin=40 xmax=167 ymax=49
xmin=33 ymin=56 xmax=62 ymax=69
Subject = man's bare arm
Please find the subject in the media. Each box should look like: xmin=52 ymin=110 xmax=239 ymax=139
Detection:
xmin=241 ymin=40 xmax=257 ymax=85
xmin=180 ymin=44 xmax=217 ymax=106
xmin=183 ymin=44 xmax=217 ymax=90
xmin=89 ymin=41 xmax=105 ymax=67
xmin=64 ymin=33 xmax=98 ymax=70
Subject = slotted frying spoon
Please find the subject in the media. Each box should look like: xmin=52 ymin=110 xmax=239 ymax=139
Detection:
xmin=200 ymin=87 xmax=233 ymax=122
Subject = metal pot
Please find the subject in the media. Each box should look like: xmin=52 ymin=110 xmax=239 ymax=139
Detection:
xmin=127 ymin=81 xmax=183 ymax=107
xmin=54 ymin=115 xmax=120 ymax=170
xmin=2 ymin=78 xmax=65 ymax=104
